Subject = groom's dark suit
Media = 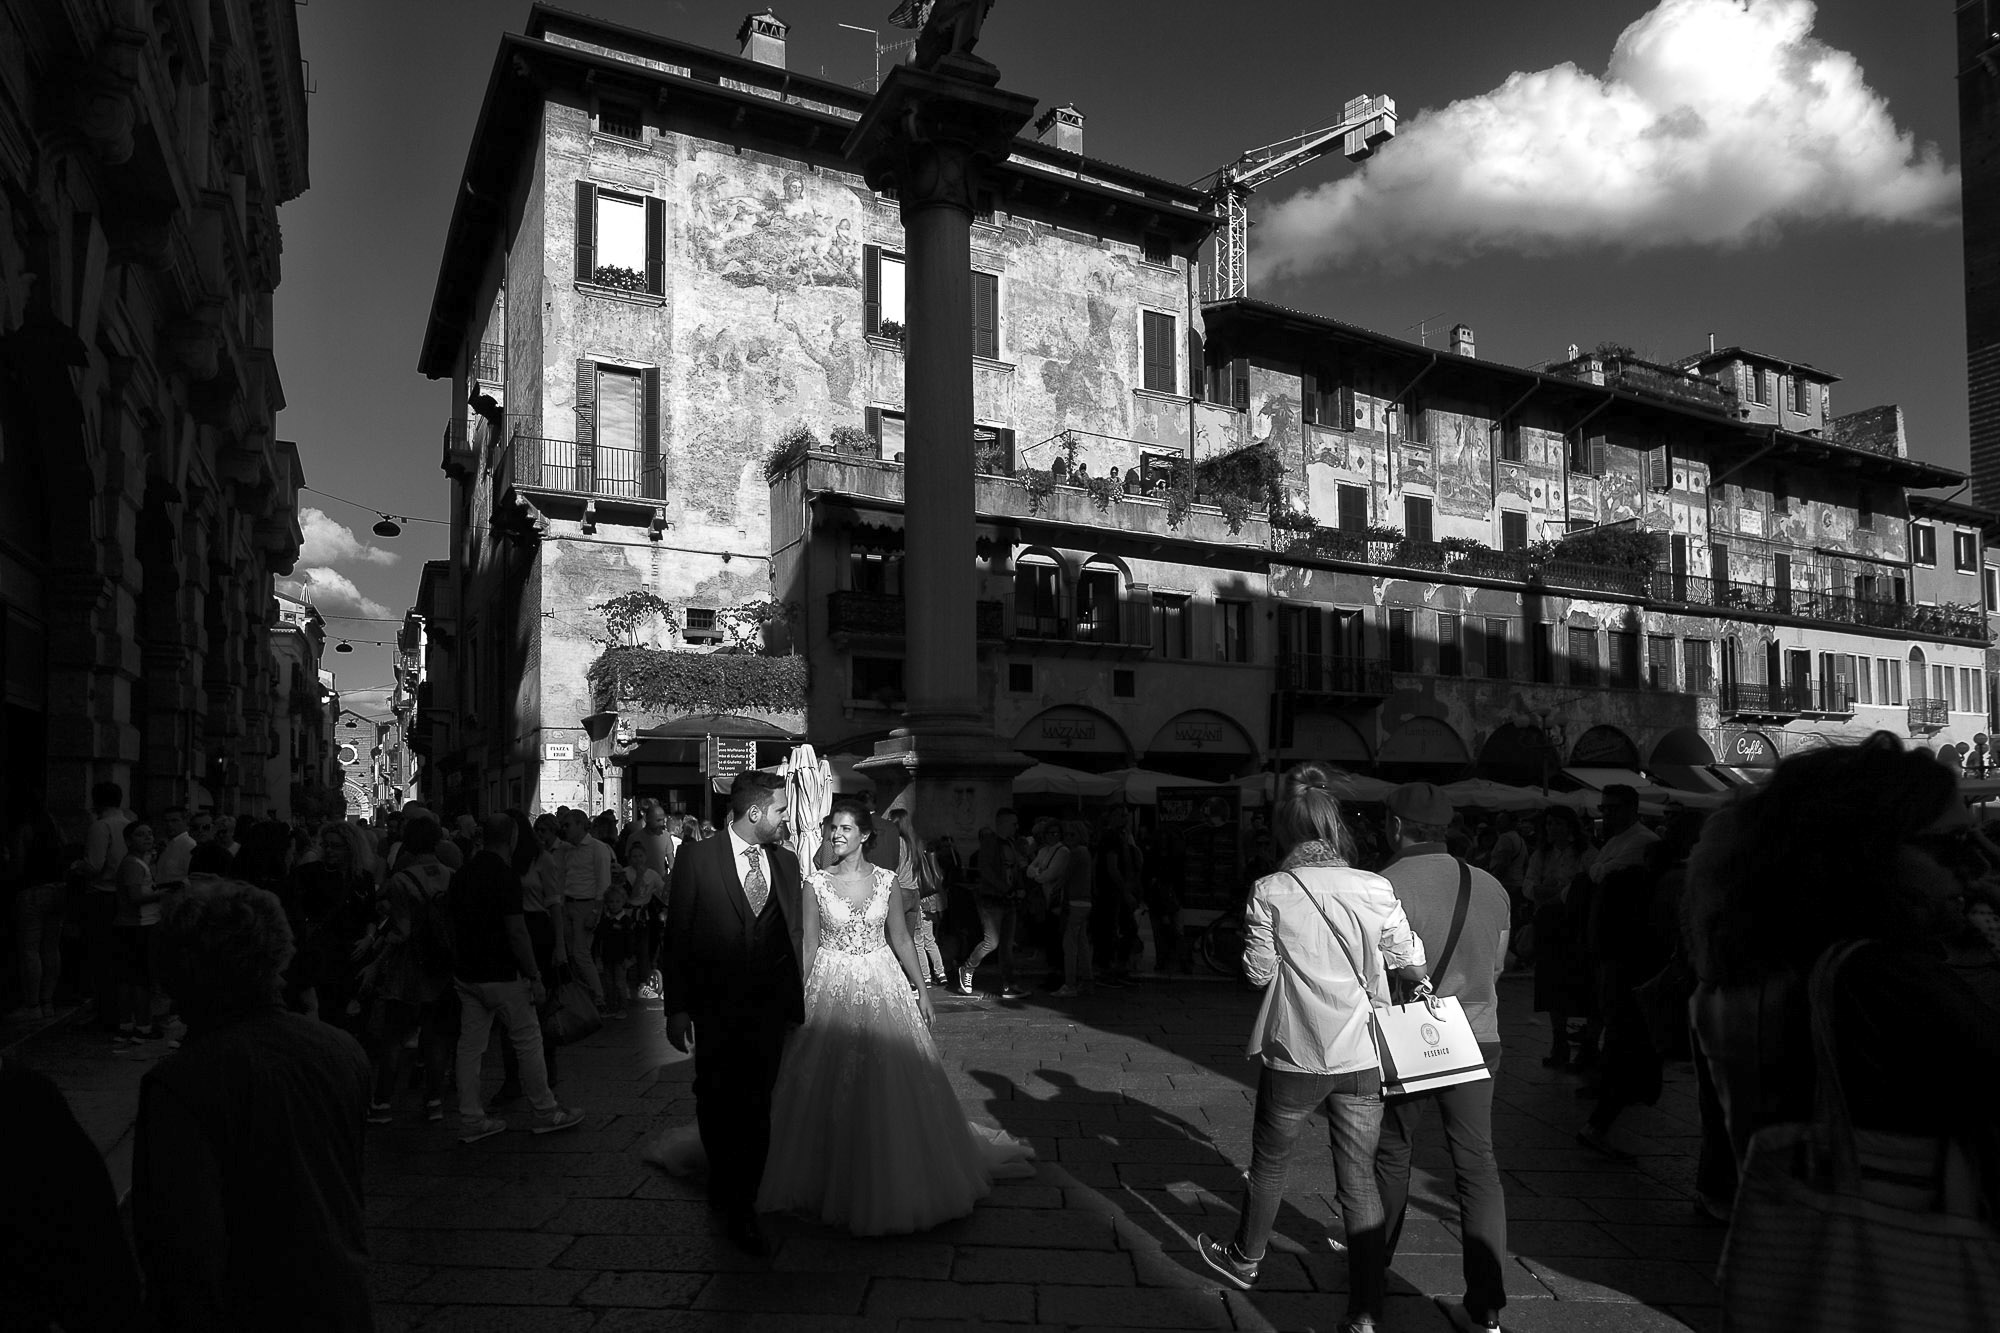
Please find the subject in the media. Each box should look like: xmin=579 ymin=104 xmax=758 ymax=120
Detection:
xmin=663 ymin=830 xmax=804 ymax=1223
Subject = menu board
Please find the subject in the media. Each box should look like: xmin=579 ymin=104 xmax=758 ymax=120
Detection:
xmin=1156 ymin=786 xmax=1242 ymax=912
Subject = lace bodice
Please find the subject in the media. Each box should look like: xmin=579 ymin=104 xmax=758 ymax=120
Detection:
xmin=813 ymin=867 xmax=892 ymax=957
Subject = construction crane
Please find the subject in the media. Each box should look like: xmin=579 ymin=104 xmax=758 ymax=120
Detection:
xmin=1197 ymin=95 xmax=1397 ymax=301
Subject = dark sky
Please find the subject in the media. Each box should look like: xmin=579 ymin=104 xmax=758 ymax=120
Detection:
xmin=277 ymin=0 xmax=1964 ymax=715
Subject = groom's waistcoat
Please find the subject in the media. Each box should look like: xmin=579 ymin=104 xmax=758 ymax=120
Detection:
xmin=665 ymin=836 xmax=804 ymax=1024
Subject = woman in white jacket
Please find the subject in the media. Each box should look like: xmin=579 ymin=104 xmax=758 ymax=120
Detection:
xmin=1198 ymin=763 xmax=1430 ymax=1333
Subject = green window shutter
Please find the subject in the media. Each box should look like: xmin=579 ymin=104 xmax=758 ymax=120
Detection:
xmin=644 ymin=196 xmax=665 ymax=294
xmin=863 ymin=245 xmax=881 ymax=335
xmin=641 ymin=366 xmax=661 ymax=497
xmin=1300 ymin=367 xmax=1318 ymax=425
xmin=971 ymin=271 xmax=998 ymax=359
xmin=575 ymin=358 xmax=596 ymax=452
xmin=1141 ymin=310 xmax=1175 ymax=393
xmin=575 ymin=182 xmax=597 ymax=282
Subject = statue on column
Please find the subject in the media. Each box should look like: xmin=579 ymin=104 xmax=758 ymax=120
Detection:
xmin=888 ymin=0 xmax=997 ymax=76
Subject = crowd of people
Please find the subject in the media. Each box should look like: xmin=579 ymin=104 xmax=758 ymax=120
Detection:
xmin=5 ymin=728 xmax=1998 ymax=1329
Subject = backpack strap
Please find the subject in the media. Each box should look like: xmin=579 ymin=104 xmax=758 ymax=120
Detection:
xmin=1428 ymin=859 xmax=1474 ymax=983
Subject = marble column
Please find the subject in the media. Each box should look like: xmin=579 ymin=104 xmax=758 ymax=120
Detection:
xmin=845 ymin=64 xmax=1037 ymax=843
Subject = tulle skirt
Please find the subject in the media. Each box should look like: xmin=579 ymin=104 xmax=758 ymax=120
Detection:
xmin=755 ymin=944 xmax=1031 ymax=1235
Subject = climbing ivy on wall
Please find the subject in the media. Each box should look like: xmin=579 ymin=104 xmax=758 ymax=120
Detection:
xmin=589 ymin=646 xmax=808 ymax=714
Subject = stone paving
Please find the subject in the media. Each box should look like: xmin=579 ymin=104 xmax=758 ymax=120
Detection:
xmin=346 ymin=973 xmax=1724 ymax=1333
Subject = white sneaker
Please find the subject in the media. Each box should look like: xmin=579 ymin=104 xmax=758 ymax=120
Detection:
xmin=533 ymin=1106 xmax=585 ymax=1135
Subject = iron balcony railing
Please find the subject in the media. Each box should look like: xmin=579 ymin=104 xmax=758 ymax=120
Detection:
xmin=1909 ymin=697 xmax=1950 ymax=732
xmin=1649 ymin=573 xmax=1988 ymax=643
xmin=504 ymin=436 xmax=663 ymax=501
xmin=1277 ymin=652 xmax=1393 ymax=697
xmin=827 ymin=591 xmax=1003 ymax=641
xmin=1011 ymin=593 xmax=1152 ymax=648
xmin=474 ymin=342 xmax=504 ymax=386
xmin=1718 ymin=681 xmax=1852 ymax=717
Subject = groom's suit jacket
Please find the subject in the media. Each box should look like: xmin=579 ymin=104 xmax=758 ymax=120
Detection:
xmin=663 ymin=832 xmax=805 ymax=1026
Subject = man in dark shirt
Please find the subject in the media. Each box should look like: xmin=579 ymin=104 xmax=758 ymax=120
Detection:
xmin=451 ymin=813 xmax=583 ymax=1142
xmin=133 ymin=879 xmax=375 ymax=1331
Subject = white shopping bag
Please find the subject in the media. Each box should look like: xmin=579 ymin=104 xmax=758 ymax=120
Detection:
xmin=1372 ymin=993 xmax=1490 ymax=1098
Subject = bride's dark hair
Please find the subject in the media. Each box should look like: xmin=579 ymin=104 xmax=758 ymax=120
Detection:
xmin=828 ymin=796 xmax=875 ymax=847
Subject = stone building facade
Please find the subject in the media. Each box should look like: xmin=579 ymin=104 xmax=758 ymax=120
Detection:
xmin=416 ymin=7 xmax=1207 ymax=815
xmin=0 ymin=0 xmax=315 ymax=822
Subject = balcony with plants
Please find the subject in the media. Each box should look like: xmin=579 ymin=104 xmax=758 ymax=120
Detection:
xmin=586 ymin=595 xmax=806 ymax=735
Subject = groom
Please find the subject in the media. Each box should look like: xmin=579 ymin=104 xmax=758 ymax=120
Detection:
xmin=663 ymin=771 xmax=804 ymax=1255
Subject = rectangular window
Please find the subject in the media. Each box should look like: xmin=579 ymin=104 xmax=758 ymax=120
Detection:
xmin=1404 ymin=399 xmax=1428 ymax=446
xmin=1571 ymin=432 xmax=1608 ymax=476
xmin=1007 ymin=662 xmax=1033 ymax=693
xmin=1939 ymin=664 xmax=1955 ymax=712
xmin=865 ymin=407 xmax=905 ymax=461
xmin=1499 ymin=421 xmax=1523 ymax=462
xmin=596 ymin=101 xmax=642 ymax=141
xmin=1217 ymin=598 xmax=1251 ymax=663
xmin=847 ymin=550 xmax=901 ymax=595
xmin=1609 ymin=630 xmax=1639 ymax=689
xmin=1756 ymin=367 xmax=1775 ymax=405
xmin=1956 ymin=530 xmax=1979 ymax=572
xmin=1647 ymin=635 xmax=1676 ymax=690
xmin=574 ymin=184 xmax=664 ymax=294
xmin=1771 ymin=472 xmax=1788 ymax=513
xmin=1437 ymin=613 xmax=1462 ymax=677
xmin=1966 ymin=667 xmax=1980 ymax=711
xmin=971 ymin=271 xmax=999 ymax=360
xmin=851 ymin=655 xmax=904 ymax=702
xmin=1568 ymin=626 xmax=1598 ymax=687
xmin=1142 ymin=310 xmax=1177 ymax=394
xmin=1404 ymin=496 xmax=1434 ymax=545
xmin=1500 ymin=511 xmax=1528 ymax=552
xmin=1789 ymin=376 xmax=1809 ymax=415
xmin=682 ymin=606 xmax=721 ymax=643
xmin=972 ymin=424 xmax=1015 ymax=475
xmin=1913 ymin=523 xmax=1937 ymax=566
xmin=1485 ymin=618 xmax=1510 ymax=680
xmin=1531 ymin=623 xmax=1554 ymax=684
xmin=863 ymin=246 xmax=906 ymax=339
xmin=1647 ymin=445 xmax=1671 ymax=492
xmin=1141 ymin=234 xmax=1172 ymax=266
xmin=1858 ymin=490 xmax=1873 ymax=530
xmin=1112 ymin=668 xmax=1136 ymax=698
xmin=1389 ymin=608 xmax=1415 ymax=672
xmin=1153 ymin=593 xmax=1190 ymax=660
xmin=1987 ymin=567 xmax=1999 ymax=611
xmin=1337 ymin=484 xmax=1368 ymax=533
xmin=1683 ymin=639 xmax=1712 ymax=694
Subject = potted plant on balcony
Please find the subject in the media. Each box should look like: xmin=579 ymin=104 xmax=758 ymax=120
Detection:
xmin=829 ymin=424 xmax=875 ymax=459
xmin=762 ymin=422 xmax=822 ymax=484
xmin=592 ymin=264 xmax=648 ymax=293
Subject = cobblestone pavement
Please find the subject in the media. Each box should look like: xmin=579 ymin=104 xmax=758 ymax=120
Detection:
xmin=357 ymin=973 xmax=1724 ymax=1333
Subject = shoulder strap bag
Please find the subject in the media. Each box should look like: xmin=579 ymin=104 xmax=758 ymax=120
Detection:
xmin=1287 ymin=869 xmax=1491 ymax=1098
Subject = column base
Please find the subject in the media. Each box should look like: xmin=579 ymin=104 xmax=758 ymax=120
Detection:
xmin=854 ymin=725 xmax=1032 ymax=849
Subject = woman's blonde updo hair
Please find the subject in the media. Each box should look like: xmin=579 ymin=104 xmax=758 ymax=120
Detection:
xmin=1270 ymin=761 xmax=1353 ymax=861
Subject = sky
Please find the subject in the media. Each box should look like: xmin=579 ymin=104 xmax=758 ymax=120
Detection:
xmin=274 ymin=0 xmax=1967 ymax=720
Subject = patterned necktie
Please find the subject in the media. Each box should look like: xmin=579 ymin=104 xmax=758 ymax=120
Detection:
xmin=742 ymin=846 xmax=769 ymax=916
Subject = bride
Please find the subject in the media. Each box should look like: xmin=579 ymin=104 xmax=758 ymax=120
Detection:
xmin=755 ymin=797 xmax=1032 ymax=1235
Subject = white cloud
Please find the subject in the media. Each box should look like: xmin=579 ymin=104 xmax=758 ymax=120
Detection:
xmin=1255 ymin=0 xmax=1958 ymax=276
xmin=280 ymin=568 xmax=393 ymax=620
xmin=299 ymin=507 xmax=399 ymax=567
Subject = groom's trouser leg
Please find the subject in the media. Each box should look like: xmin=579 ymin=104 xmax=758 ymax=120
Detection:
xmin=694 ymin=1018 xmax=788 ymax=1215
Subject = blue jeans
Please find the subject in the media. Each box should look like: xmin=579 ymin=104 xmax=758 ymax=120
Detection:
xmin=1233 ymin=1063 xmax=1388 ymax=1324
xmin=1375 ymin=1041 xmax=1507 ymax=1323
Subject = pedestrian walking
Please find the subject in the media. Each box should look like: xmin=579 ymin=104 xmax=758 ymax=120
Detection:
xmin=450 ymin=814 xmax=584 ymax=1142
xmin=1053 ymin=820 xmax=1095 ymax=997
xmin=962 ymin=808 xmax=1025 ymax=998
xmin=112 ymin=822 xmax=164 ymax=1042
xmin=558 ymin=808 xmax=612 ymax=1006
xmin=363 ymin=818 xmax=455 ymax=1124
xmin=1197 ymin=762 xmax=1430 ymax=1333
xmin=1372 ymin=783 xmax=1512 ymax=1333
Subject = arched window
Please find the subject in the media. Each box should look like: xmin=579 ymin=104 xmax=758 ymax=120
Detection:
xmin=1075 ymin=560 xmax=1125 ymax=644
xmin=1909 ymin=646 xmax=1927 ymax=701
xmin=1014 ymin=553 xmax=1063 ymax=639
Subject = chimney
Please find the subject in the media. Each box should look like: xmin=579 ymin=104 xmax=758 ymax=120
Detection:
xmin=737 ymin=10 xmax=787 ymax=68
xmin=1035 ymin=103 xmax=1084 ymax=155
xmin=1567 ymin=343 xmax=1579 ymax=361
xmin=1449 ymin=323 xmax=1475 ymax=359
xmin=1707 ymin=331 xmax=1717 ymax=355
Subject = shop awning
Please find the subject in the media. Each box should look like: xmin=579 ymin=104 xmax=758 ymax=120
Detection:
xmin=638 ymin=713 xmax=800 ymax=740
xmin=1012 ymin=762 xmax=1122 ymax=797
xmin=1560 ymin=767 xmax=1651 ymax=792
xmin=1651 ymin=763 xmax=1733 ymax=795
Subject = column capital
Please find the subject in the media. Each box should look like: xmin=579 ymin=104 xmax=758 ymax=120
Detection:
xmin=843 ymin=64 xmax=1036 ymax=215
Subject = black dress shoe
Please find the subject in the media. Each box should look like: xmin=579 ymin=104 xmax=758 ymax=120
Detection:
xmin=725 ymin=1214 xmax=770 ymax=1257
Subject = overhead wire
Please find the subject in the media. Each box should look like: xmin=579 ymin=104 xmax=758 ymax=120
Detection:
xmin=301 ymin=484 xmax=450 ymax=526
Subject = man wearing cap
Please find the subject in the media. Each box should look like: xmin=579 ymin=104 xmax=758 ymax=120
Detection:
xmin=1374 ymin=782 xmax=1512 ymax=1333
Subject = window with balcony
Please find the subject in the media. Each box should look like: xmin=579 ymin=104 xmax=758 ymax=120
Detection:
xmin=569 ymin=361 xmax=659 ymax=497
xmin=1956 ymin=530 xmax=1978 ymax=572
xmin=1500 ymin=511 xmax=1528 ymax=552
xmin=1912 ymin=523 xmax=1937 ymax=567
xmin=1076 ymin=562 xmax=1126 ymax=644
xmin=1404 ymin=496 xmax=1434 ymax=545
xmin=1609 ymin=630 xmax=1639 ymax=689
xmin=864 ymin=245 xmax=906 ymax=340
xmin=1014 ymin=557 xmax=1062 ymax=637
xmin=864 ymin=407 xmax=904 ymax=461
xmin=1437 ymin=613 xmax=1462 ymax=677
xmin=1153 ymin=593 xmax=1190 ymax=659
xmin=1337 ymin=484 xmax=1368 ymax=534
xmin=574 ymin=184 xmax=663 ymax=294
xmin=1568 ymin=627 xmax=1598 ymax=686
xmin=1217 ymin=598 xmax=1251 ymax=663
xmin=1141 ymin=310 xmax=1178 ymax=394
xmin=848 ymin=550 xmax=901 ymax=595
xmin=1683 ymin=639 xmax=1712 ymax=694
xmin=972 ymin=424 xmax=1016 ymax=475
xmin=1389 ymin=608 xmax=1415 ymax=672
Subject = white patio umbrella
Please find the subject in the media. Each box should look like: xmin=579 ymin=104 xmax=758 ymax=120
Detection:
xmin=1103 ymin=767 xmax=1225 ymax=804
xmin=1440 ymin=779 xmax=1552 ymax=813
xmin=781 ymin=743 xmax=834 ymax=868
xmin=1011 ymin=762 xmax=1121 ymax=798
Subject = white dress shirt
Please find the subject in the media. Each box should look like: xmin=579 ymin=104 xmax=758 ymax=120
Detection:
xmin=1587 ymin=822 xmax=1660 ymax=883
xmin=1241 ymin=864 xmax=1427 ymax=1076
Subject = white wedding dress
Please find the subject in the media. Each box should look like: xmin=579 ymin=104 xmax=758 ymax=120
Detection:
xmin=754 ymin=866 xmax=1032 ymax=1235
